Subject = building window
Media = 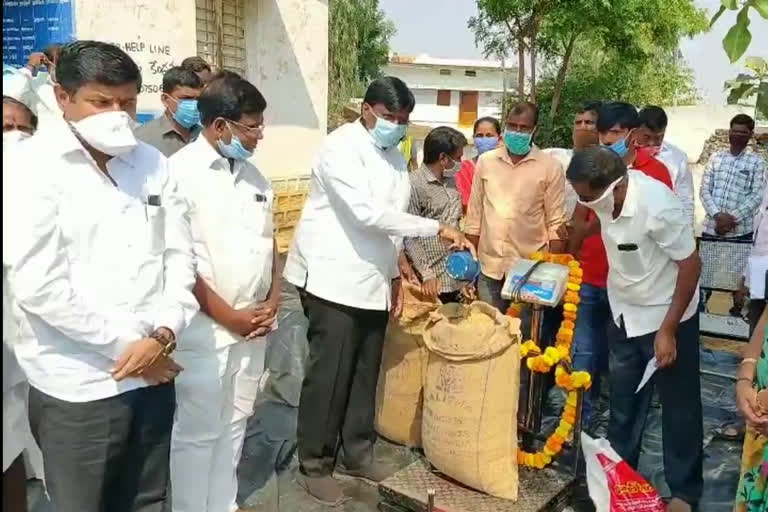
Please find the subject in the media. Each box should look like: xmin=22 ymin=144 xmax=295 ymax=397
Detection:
xmin=464 ymin=70 xmax=477 ymax=77
xmin=195 ymin=0 xmax=246 ymax=76
xmin=437 ymin=90 xmax=451 ymax=106
xmin=439 ymin=69 xmax=452 ymax=76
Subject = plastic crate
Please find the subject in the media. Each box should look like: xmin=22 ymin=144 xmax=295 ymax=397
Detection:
xmin=698 ymin=236 xmax=752 ymax=291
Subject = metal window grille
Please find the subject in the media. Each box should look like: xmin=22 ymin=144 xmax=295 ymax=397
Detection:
xmin=195 ymin=0 xmax=246 ymax=76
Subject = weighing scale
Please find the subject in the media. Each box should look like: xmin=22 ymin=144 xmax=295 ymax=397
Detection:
xmin=378 ymin=260 xmax=584 ymax=512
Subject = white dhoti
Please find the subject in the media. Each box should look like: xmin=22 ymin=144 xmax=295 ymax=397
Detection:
xmin=171 ymin=339 xmax=266 ymax=512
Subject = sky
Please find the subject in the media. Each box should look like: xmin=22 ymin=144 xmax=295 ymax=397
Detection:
xmin=379 ymin=0 xmax=768 ymax=104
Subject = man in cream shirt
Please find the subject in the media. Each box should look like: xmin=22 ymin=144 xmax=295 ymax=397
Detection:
xmin=169 ymin=73 xmax=279 ymax=512
xmin=284 ymin=77 xmax=472 ymax=505
xmin=567 ymin=146 xmax=703 ymax=512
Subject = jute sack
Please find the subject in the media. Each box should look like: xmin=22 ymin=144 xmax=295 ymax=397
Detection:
xmin=375 ymin=283 xmax=440 ymax=446
xmin=421 ymin=301 xmax=521 ymax=500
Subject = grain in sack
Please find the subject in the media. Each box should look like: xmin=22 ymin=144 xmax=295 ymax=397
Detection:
xmin=375 ymin=283 xmax=440 ymax=446
xmin=421 ymin=301 xmax=522 ymax=500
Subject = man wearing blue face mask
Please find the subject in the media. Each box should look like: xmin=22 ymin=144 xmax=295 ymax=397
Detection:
xmin=284 ymin=76 xmax=474 ymax=505
xmin=168 ymin=73 xmax=280 ymax=512
xmin=136 ymin=66 xmax=203 ymax=157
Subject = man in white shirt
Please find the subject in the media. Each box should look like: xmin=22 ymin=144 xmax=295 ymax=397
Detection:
xmin=284 ymin=77 xmax=472 ymax=505
xmin=636 ymin=105 xmax=695 ymax=225
xmin=567 ymin=146 xmax=703 ymax=512
xmin=169 ymin=73 xmax=279 ymax=512
xmin=3 ymin=41 xmax=198 ymax=512
xmin=3 ymin=45 xmax=63 ymax=129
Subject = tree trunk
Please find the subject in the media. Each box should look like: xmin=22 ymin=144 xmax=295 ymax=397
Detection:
xmin=517 ymin=42 xmax=526 ymax=100
xmin=529 ymin=21 xmax=538 ymax=103
xmin=549 ymin=32 xmax=578 ymax=125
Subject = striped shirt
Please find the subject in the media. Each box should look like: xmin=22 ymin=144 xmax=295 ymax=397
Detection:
xmin=700 ymin=149 xmax=766 ymax=237
xmin=404 ymin=165 xmax=463 ymax=293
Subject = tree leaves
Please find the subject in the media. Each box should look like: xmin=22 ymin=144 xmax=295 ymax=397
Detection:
xmin=723 ymin=5 xmax=753 ymax=62
xmin=751 ymin=0 xmax=768 ymax=18
xmin=722 ymin=0 xmax=739 ymax=9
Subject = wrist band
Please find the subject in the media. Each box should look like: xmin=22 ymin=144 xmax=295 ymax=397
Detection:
xmin=741 ymin=358 xmax=759 ymax=366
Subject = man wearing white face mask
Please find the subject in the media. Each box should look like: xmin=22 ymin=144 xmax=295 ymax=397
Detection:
xmin=2 ymin=95 xmax=37 ymax=146
xmin=3 ymin=41 xmax=198 ymax=512
xmin=284 ymin=76 xmax=474 ymax=505
xmin=168 ymin=73 xmax=280 ymax=512
xmin=566 ymin=146 xmax=703 ymax=512
xmin=3 ymin=45 xmax=64 ymax=130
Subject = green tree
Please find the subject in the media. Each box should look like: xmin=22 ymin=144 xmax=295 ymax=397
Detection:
xmin=534 ymin=43 xmax=699 ymax=148
xmin=725 ymin=56 xmax=768 ymax=120
xmin=327 ymin=0 xmax=395 ymax=130
xmin=710 ymin=0 xmax=768 ymax=62
xmin=470 ymin=0 xmax=707 ymax=122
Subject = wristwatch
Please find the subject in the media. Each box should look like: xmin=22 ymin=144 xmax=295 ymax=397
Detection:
xmin=151 ymin=327 xmax=177 ymax=357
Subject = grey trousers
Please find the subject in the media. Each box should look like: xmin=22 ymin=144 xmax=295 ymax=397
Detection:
xmin=28 ymin=383 xmax=175 ymax=512
xmin=296 ymin=290 xmax=389 ymax=477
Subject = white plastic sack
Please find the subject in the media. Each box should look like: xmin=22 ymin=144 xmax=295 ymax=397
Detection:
xmin=581 ymin=433 xmax=665 ymax=512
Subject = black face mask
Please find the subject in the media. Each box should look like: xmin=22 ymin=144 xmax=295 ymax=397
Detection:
xmin=729 ymin=132 xmax=751 ymax=149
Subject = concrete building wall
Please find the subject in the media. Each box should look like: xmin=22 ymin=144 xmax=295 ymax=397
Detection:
xmin=245 ymin=0 xmax=328 ymax=178
xmin=74 ymin=0 xmax=197 ymax=114
xmin=73 ymin=0 xmax=328 ymax=179
xmin=382 ymin=62 xmax=507 ymax=92
xmin=409 ymin=89 xmax=502 ymax=131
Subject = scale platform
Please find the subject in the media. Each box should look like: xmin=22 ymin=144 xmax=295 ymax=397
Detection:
xmin=378 ymin=459 xmax=579 ymax=512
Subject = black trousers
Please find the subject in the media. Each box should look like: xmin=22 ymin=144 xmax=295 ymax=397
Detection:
xmin=606 ymin=315 xmax=703 ymax=505
xmin=28 ymin=383 xmax=175 ymax=512
xmin=3 ymin=455 xmax=26 ymax=512
xmin=297 ymin=291 xmax=389 ymax=477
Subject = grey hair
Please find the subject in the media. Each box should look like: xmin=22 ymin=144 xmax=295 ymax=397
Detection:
xmin=566 ymin=146 xmax=627 ymax=189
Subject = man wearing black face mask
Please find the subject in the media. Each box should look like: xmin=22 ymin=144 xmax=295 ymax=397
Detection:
xmin=700 ymin=114 xmax=766 ymax=316
xmin=701 ymin=114 xmax=765 ymax=241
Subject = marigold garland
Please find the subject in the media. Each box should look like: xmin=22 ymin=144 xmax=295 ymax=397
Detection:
xmin=506 ymin=252 xmax=593 ymax=469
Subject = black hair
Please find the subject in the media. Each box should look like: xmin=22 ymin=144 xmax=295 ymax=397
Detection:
xmin=3 ymin=96 xmax=38 ymax=130
xmin=731 ymin=113 xmax=755 ymax=131
xmin=473 ymin=116 xmax=501 ymax=136
xmin=43 ymin=44 xmax=62 ymax=64
xmin=423 ymin=126 xmax=468 ymax=164
xmin=55 ymin=41 xmax=142 ymax=94
xmin=508 ymin=101 xmax=539 ymax=125
xmin=363 ymin=76 xmax=415 ymax=113
xmin=578 ymin=100 xmax=602 ymax=115
xmin=638 ymin=106 xmax=668 ymax=132
xmin=181 ymin=56 xmax=212 ymax=73
xmin=566 ymin=146 xmax=627 ymax=189
xmin=596 ymin=101 xmax=639 ymax=132
xmin=162 ymin=66 xmax=202 ymax=94
xmin=198 ymin=75 xmax=267 ymax=126
xmin=210 ymin=69 xmax=242 ymax=82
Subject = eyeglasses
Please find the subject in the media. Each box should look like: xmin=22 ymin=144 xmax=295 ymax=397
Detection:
xmin=225 ymin=119 xmax=265 ymax=134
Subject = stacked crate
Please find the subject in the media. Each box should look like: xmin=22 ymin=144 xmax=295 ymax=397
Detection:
xmin=272 ymin=176 xmax=310 ymax=253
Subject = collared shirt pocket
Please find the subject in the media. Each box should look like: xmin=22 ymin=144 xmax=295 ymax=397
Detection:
xmin=145 ymin=204 xmax=166 ymax=255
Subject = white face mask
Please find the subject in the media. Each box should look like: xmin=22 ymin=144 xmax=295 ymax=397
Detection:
xmin=577 ymin=176 xmax=624 ymax=216
xmin=3 ymin=129 xmax=31 ymax=147
xmin=445 ymin=156 xmax=461 ymax=174
xmin=71 ymin=111 xmax=138 ymax=156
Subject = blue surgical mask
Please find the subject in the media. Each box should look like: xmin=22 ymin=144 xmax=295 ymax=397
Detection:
xmin=503 ymin=129 xmax=533 ymax=156
xmin=602 ymin=136 xmax=629 ymax=158
xmin=217 ymin=122 xmax=253 ymax=160
xmin=369 ymin=112 xmax=407 ymax=149
xmin=474 ymin=136 xmax=498 ymax=155
xmin=172 ymin=99 xmax=200 ymax=129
